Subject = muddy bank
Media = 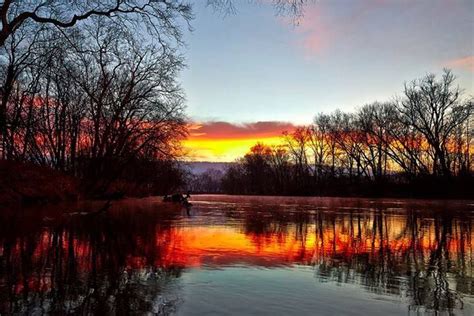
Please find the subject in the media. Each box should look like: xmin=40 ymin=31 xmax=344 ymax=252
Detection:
xmin=0 ymin=160 xmax=79 ymax=208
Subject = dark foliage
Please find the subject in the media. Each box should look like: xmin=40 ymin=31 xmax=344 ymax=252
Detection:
xmin=221 ymin=71 xmax=473 ymax=198
xmin=0 ymin=3 xmax=189 ymax=198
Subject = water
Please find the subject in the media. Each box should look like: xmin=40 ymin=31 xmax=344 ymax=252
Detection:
xmin=0 ymin=195 xmax=473 ymax=315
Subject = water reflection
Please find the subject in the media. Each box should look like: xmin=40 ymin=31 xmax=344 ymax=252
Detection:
xmin=0 ymin=196 xmax=472 ymax=314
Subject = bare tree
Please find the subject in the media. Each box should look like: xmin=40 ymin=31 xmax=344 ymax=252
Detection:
xmin=283 ymin=127 xmax=310 ymax=176
xmin=220 ymin=70 xmax=473 ymax=197
xmin=0 ymin=15 xmax=187 ymax=195
xmin=0 ymin=0 xmax=192 ymax=47
xmin=207 ymin=0 xmax=310 ymax=18
xmin=309 ymin=113 xmax=332 ymax=180
xmin=357 ymin=102 xmax=396 ymax=181
xmin=397 ymin=70 xmax=472 ymax=177
xmin=0 ymin=19 xmax=47 ymax=159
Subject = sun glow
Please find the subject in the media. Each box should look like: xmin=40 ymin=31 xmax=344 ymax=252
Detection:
xmin=183 ymin=136 xmax=284 ymax=162
xmin=183 ymin=121 xmax=296 ymax=162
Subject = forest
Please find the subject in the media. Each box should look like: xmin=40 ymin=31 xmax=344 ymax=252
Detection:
xmin=0 ymin=1 xmax=312 ymax=203
xmin=0 ymin=1 xmax=196 ymax=200
xmin=219 ymin=70 xmax=473 ymax=197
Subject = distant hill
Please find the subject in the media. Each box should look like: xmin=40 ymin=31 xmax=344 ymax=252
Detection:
xmin=182 ymin=161 xmax=233 ymax=175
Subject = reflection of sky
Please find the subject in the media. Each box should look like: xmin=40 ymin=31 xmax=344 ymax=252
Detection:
xmin=1 ymin=196 xmax=473 ymax=314
xmin=178 ymin=267 xmax=410 ymax=315
xmin=180 ymin=0 xmax=473 ymax=124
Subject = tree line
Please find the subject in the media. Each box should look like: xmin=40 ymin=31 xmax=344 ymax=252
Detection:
xmin=0 ymin=1 xmax=193 ymax=196
xmin=222 ymin=70 xmax=473 ymax=197
xmin=0 ymin=0 xmax=312 ymax=198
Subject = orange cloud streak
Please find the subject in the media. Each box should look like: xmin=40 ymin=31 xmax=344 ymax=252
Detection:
xmin=184 ymin=121 xmax=296 ymax=162
xmin=445 ymin=55 xmax=474 ymax=72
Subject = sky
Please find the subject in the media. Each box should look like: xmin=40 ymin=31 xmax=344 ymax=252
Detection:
xmin=181 ymin=0 xmax=474 ymax=162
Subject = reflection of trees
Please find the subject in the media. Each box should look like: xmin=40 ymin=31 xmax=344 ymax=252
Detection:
xmin=406 ymin=214 xmax=471 ymax=313
xmin=318 ymin=210 xmax=472 ymax=313
xmin=0 ymin=204 xmax=184 ymax=314
xmin=243 ymin=208 xmax=311 ymax=261
xmin=240 ymin=207 xmax=473 ymax=313
xmin=0 ymin=202 xmax=472 ymax=314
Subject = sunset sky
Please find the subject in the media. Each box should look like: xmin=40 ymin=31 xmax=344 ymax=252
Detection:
xmin=181 ymin=0 xmax=473 ymax=162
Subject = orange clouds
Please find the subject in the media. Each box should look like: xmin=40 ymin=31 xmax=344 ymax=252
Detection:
xmin=445 ymin=56 xmax=474 ymax=72
xmin=289 ymin=6 xmax=329 ymax=55
xmin=184 ymin=121 xmax=296 ymax=162
xmin=188 ymin=121 xmax=296 ymax=139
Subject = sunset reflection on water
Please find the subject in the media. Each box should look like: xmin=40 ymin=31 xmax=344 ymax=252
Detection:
xmin=0 ymin=196 xmax=473 ymax=315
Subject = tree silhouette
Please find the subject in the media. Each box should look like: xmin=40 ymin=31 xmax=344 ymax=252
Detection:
xmin=0 ymin=0 xmax=192 ymax=47
xmin=221 ymin=70 xmax=473 ymax=197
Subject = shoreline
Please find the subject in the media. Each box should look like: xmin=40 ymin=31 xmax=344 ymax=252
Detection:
xmin=1 ymin=159 xmax=472 ymax=210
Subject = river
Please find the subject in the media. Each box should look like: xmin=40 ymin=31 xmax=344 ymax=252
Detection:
xmin=0 ymin=195 xmax=473 ymax=315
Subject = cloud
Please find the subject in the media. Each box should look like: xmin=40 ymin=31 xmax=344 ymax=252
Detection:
xmin=445 ymin=56 xmax=474 ymax=72
xmin=188 ymin=121 xmax=297 ymax=140
xmin=289 ymin=1 xmax=382 ymax=56
xmin=292 ymin=0 xmax=458 ymax=57
xmin=288 ymin=6 xmax=328 ymax=55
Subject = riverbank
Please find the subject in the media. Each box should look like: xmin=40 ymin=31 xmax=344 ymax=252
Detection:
xmin=219 ymin=175 xmax=474 ymax=199
xmin=0 ymin=160 xmax=79 ymax=208
xmin=1 ymin=160 xmax=472 ymax=209
xmin=0 ymin=160 xmax=181 ymax=208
